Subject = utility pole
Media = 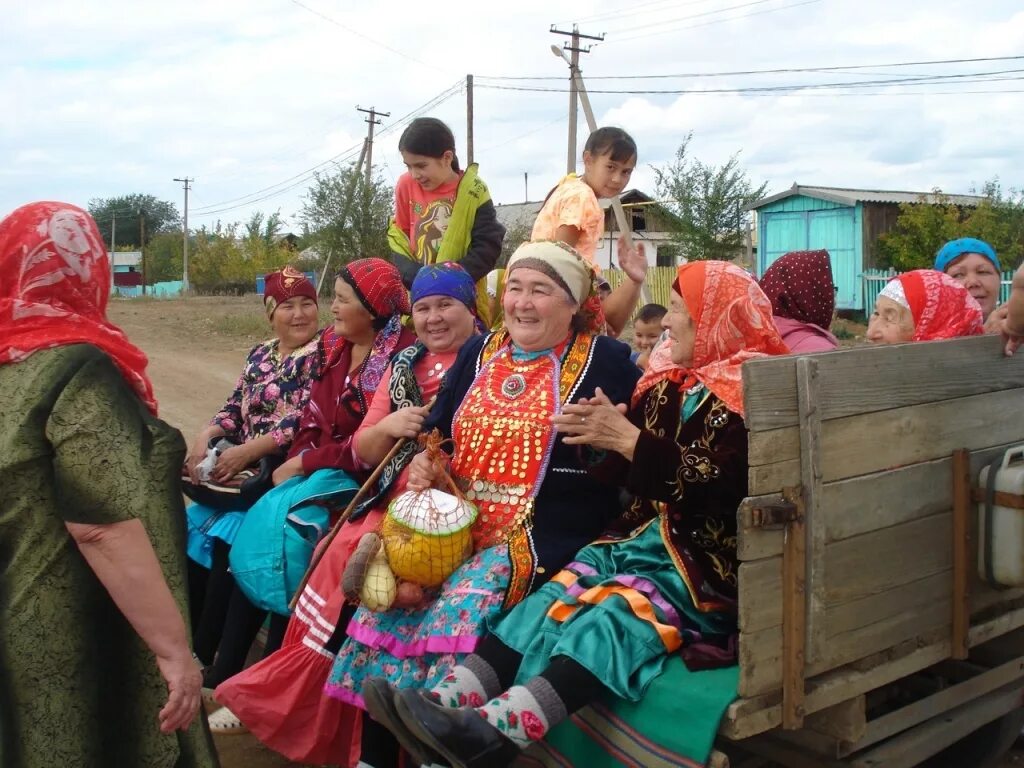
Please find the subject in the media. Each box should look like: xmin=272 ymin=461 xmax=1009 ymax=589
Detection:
xmin=173 ymin=177 xmax=193 ymax=292
xmin=139 ymin=210 xmax=146 ymax=296
xmin=551 ymin=24 xmax=603 ymax=173
xmin=466 ymin=74 xmax=474 ymax=165
xmin=109 ymin=213 xmax=116 ymax=255
xmin=357 ymin=106 xmax=389 ymax=187
xmin=524 ymin=172 xmax=528 ymax=202
xmin=316 ymin=140 xmax=368 ymax=293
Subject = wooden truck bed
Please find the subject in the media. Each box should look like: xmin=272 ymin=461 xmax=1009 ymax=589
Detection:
xmin=720 ymin=334 xmax=1024 ymax=763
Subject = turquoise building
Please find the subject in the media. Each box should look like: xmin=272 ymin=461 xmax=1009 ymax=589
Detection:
xmin=750 ymin=185 xmax=983 ymax=311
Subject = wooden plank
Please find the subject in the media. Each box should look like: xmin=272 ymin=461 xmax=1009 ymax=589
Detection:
xmin=724 ymin=632 xmax=954 ymax=740
xmin=782 ymin=508 xmax=806 ymax=728
xmin=839 ymin=655 xmax=1024 ymax=757
xmin=847 ymin=684 xmax=1024 ymax=768
xmin=747 ymin=387 xmax=1024 ymax=490
xmin=738 ymin=557 xmax=782 ymax=633
xmin=805 ymin=695 xmax=866 ymax=743
xmin=741 ymin=334 xmax=1021 ymax=432
xmin=825 ymin=570 xmax=951 ymax=637
xmin=825 ymin=513 xmax=952 ymax=605
xmin=736 ymin=494 xmax=786 ymax=561
xmin=969 ymin=604 xmax=1024 ymax=647
xmin=746 ymin=443 xmax=1021 ymax=553
xmin=740 ymin=513 xmax=951 ymax=669
xmin=796 ymin=357 xmax=825 ymax=665
xmin=739 ymin=625 xmax=784 ymax=698
xmin=825 ymin=443 xmax=1019 ymax=542
xmin=952 ymin=449 xmax=972 ymax=660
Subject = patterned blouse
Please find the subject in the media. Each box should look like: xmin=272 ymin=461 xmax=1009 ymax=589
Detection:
xmin=212 ymin=332 xmax=323 ymax=450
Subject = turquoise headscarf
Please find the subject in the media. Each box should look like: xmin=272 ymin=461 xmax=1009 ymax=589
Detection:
xmin=934 ymin=238 xmax=1000 ymax=272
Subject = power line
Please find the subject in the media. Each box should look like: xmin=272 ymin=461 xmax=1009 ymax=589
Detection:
xmin=474 ymin=55 xmax=1024 ymax=82
xmin=288 ymin=0 xmax=449 ymax=74
xmin=190 ymin=82 xmax=464 ymax=218
xmin=603 ymin=0 xmax=781 ymax=34
xmin=556 ymin=0 xmax=715 ymax=26
xmin=474 ymin=67 xmax=1024 ymax=95
xmin=604 ymin=0 xmax=823 ymax=44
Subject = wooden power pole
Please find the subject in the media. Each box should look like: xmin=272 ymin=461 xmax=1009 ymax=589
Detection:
xmin=357 ymin=105 xmax=389 ymax=186
xmin=551 ymin=24 xmax=603 ymax=173
xmin=466 ymin=74 xmax=474 ymax=165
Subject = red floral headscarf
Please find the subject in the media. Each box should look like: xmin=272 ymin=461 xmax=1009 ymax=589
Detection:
xmin=881 ymin=270 xmax=984 ymax=341
xmin=263 ymin=266 xmax=317 ymax=318
xmin=0 ymin=201 xmax=157 ymax=413
xmin=759 ymin=250 xmax=835 ymax=329
xmin=634 ymin=261 xmax=789 ymax=417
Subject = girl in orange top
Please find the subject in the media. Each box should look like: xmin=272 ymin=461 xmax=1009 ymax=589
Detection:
xmin=532 ymin=127 xmax=647 ymax=336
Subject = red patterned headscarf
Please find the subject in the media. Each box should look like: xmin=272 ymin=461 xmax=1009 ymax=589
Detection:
xmin=759 ymin=250 xmax=835 ymax=329
xmin=338 ymin=258 xmax=411 ymax=318
xmin=0 ymin=201 xmax=157 ymax=413
xmin=634 ymin=261 xmax=789 ymax=417
xmin=881 ymin=269 xmax=984 ymax=341
xmin=264 ymin=266 xmax=317 ymax=318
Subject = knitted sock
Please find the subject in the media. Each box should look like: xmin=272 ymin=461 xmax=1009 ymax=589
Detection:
xmin=427 ymin=653 xmax=501 ymax=708
xmin=474 ymin=677 xmax=567 ymax=749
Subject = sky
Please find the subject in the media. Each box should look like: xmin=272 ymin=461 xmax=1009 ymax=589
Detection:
xmin=3 ymin=0 xmax=1024 ymax=235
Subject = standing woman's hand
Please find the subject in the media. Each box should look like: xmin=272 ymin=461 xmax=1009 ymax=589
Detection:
xmin=155 ymin=650 xmax=202 ymax=733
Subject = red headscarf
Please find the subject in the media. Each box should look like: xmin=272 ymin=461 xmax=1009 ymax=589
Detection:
xmin=338 ymin=258 xmax=411 ymax=318
xmin=759 ymin=250 xmax=835 ymax=329
xmin=263 ymin=266 xmax=317 ymax=318
xmin=882 ymin=270 xmax=984 ymax=341
xmin=634 ymin=261 xmax=789 ymax=417
xmin=0 ymin=201 xmax=157 ymax=413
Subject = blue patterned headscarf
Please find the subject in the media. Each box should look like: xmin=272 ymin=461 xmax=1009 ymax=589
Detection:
xmin=934 ymin=237 xmax=1000 ymax=272
xmin=411 ymin=263 xmax=477 ymax=312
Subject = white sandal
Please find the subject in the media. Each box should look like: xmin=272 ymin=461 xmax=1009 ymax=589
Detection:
xmin=207 ymin=705 xmax=248 ymax=734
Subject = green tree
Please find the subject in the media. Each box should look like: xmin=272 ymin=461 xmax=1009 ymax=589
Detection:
xmin=301 ymin=162 xmax=393 ymax=281
xmin=188 ymin=215 xmax=296 ymax=294
xmin=875 ymin=180 xmax=1024 ymax=270
xmin=143 ymin=232 xmax=183 ymax=283
xmin=653 ymin=132 xmax=767 ymax=261
xmin=88 ymin=194 xmax=180 ymax=249
xmin=499 ymin=219 xmax=532 ymax=267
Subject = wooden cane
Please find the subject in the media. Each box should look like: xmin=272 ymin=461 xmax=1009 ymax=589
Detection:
xmin=288 ymin=399 xmax=437 ymax=611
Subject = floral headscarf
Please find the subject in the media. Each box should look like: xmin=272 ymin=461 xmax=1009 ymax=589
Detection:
xmin=634 ymin=261 xmax=789 ymax=417
xmin=759 ymin=250 xmax=835 ymax=329
xmin=263 ymin=266 xmax=317 ymax=318
xmin=0 ymin=201 xmax=157 ymax=413
xmin=880 ymin=269 xmax=984 ymax=341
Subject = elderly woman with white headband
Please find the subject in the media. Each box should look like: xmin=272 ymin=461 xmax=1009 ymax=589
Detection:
xmin=322 ymin=240 xmax=641 ymax=767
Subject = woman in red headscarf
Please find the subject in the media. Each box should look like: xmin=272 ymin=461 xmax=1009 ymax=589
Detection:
xmin=363 ymin=261 xmax=789 ymax=768
xmin=0 ymin=202 xmax=216 ymax=766
xmin=866 ymin=269 xmax=984 ymax=344
xmin=759 ymin=249 xmax=839 ymax=353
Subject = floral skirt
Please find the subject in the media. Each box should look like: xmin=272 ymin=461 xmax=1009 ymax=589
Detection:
xmin=324 ymin=544 xmax=511 ymax=708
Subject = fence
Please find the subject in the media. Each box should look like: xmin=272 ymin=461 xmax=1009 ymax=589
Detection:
xmin=862 ymin=268 xmax=1014 ymax=314
xmin=603 ymin=265 xmax=678 ymax=319
xmin=111 ymin=281 xmax=184 ymax=298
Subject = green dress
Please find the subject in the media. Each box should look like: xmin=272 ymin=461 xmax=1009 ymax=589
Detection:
xmin=0 ymin=344 xmax=218 ymax=768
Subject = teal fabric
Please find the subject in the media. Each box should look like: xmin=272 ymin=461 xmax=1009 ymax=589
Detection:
xmin=521 ymin=660 xmax=739 ymax=768
xmin=488 ymin=522 xmax=732 ymax=702
xmin=229 ymin=469 xmax=359 ymax=616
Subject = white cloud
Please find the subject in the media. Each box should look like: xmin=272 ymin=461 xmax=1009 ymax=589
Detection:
xmin=2 ymin=0 xmax=1023 ymax=225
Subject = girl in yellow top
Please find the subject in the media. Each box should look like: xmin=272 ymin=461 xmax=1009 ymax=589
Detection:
xmin=532 ymin=127 xmax=647 ymax=336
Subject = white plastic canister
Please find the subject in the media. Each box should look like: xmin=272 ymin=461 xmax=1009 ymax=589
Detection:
xmin=977 ymin=445 xmax=1024 ymax=587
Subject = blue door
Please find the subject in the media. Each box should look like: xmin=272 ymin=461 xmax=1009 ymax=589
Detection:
xmin=759 ymin=206 xmax=858 ymax=310
xmin=807 ymin=209 xmax=856 ymax=310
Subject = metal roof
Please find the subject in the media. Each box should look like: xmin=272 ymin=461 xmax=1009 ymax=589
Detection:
xmin=749 ymin=183 xmax=986 ymax=210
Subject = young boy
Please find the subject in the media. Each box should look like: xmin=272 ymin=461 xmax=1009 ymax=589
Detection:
xmin=630 ymin=303 xmax=667 ymax=368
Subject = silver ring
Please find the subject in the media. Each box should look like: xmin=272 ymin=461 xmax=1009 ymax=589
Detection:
xmin=580 ymin=416 xmax=587 ymax=424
